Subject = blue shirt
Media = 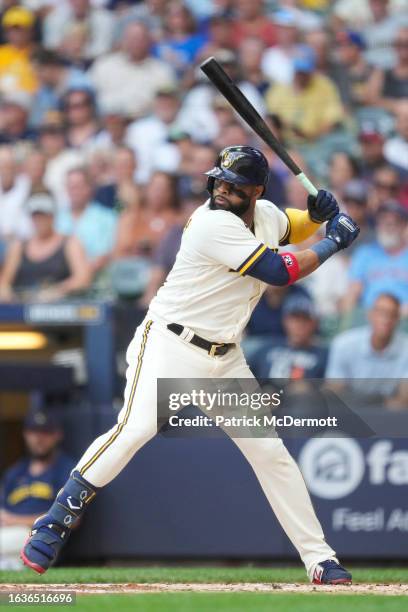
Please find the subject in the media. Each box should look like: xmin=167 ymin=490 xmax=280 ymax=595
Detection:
xmin=0 ymin=452 xmax=73 ymax=515
xmin=56 ymin=202 xmax=118 ymax=260
xmin=153 ymin=33 xmax=208 ymax=77
xmin=326 ymin=326 xmax=408 ymax=395
xmin=250 ymin=340 xmax=328 ymax=380
xmin=349 ymin=242 xmax=408 ymax=308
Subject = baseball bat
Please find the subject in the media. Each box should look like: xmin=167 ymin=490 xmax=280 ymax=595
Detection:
xmin=200 ymin=57 xmax=318 ymax=197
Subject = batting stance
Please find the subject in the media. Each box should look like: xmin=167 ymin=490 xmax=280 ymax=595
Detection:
xmin=22 ymin=146 xmax=359 ymax=584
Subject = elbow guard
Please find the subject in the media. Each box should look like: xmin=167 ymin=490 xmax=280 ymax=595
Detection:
xmin=244 ymin=247 xmax=300 ymax=286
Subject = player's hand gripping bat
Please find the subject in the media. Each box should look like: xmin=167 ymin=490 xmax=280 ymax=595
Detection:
xmin=200 ymin=56 xmax=318 ymax=198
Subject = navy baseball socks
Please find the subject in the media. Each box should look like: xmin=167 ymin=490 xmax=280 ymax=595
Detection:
xmin=21 ymin=471 xmax=98 ymax=574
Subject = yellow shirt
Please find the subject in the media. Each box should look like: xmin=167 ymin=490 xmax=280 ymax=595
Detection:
xmin=266 ymin=73 xmax=344 ymax=142
xmin=0 ymin=44 xmax=37 ymax=94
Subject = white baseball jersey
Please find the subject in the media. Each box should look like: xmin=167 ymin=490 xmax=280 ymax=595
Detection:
xmin=149 ymin=198 xmax=290 ymax=343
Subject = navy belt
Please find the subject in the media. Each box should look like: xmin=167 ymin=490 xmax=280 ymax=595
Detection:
xmin=167 ymin=323 xmax=235 ymax=357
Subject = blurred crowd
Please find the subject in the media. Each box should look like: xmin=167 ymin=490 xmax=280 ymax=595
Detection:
xmin=0 ymin=0 xmax=407 ymax=385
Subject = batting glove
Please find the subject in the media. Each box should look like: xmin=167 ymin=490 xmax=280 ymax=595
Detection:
xmin=307 ymin=189 xmax=339 ymax=223
xmin=326 ymin=213 xmax=360 ymax=250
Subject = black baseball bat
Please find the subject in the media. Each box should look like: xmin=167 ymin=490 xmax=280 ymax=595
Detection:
xmin=200 ymin=56 xmax=318 ymax=196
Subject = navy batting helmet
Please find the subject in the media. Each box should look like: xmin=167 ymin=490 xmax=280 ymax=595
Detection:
xmin=205 ymin=145 xmax=269 ymax=195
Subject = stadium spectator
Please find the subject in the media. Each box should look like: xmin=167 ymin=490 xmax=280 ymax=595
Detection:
xmin=342 ymin=200 xmax=408 ymax=313
xmin=177 ymin=143 xmax=216 ymax=198
xmin=238 ymin=37 xmax=269 ymax=96
xmin=245 ymin=285 xmax=312 ymax=338
xmin=260 ymin=9 xmax=300 ymax=85
xmin=266 ymin=45 xmax=345 ymax=143
xmin=326 ymin=292 xmax=408 ymax=407
xmin=384 ymin=100 xmax=408 ymax=173
xmin=56 ymin=167 xmax=118 ymax=276
xmin=328 ymin=151 xmax=360 ymax=199
xmin=154 ymin=128 xmax=195 ymax=176
xmin=358 ymin=123 xmax=388 ymax=181
xmin=341 ymin=179 xmax=376 ymax=249
xmin=198 ymin=14 xmax=235 ymax=60
xmin=231 ymin=0 xmax=277 ymax=47
xmin=366 ymin=25 xmax=408 ymax=113
xmin=58 ymin=21 xmax=91 ymax=71
xmin=23 ymin=149 xmax=47 ymax=194
xmin=154 ymin=0 xmax=208 ymax=80
xmin=43 ymin=0 xmax=114 ymax=61
xmin=0 ymin=6 xmax=37 ymax=96
xmin=30 ymin=49 xmax=91 ymax=128
xmin=114 ymin=0 xmax=168 ymax=43
xmin=0 ymin=192 xmax=90 ymax=303
xmin=126 ymin=86 xmax=184 ymax=184
xmin=92 ymin=104 xmax=130 ymax=151
xmin=61 ymin=87 xmax=100 ymax=151
xmin=180 ymin=49 xmax=266 ymax=143
xmin=39 ymin=115 xmax=86 ymax=207
xmin=94 ymin=146 xmax=141 ymax=211
xmin=332 ymin=29 xmax=373 ymax=110
xmin=0 ymin=145 xmax=31 ymax=241
xmin=368 ymin=165 xmax=402 ymax=212
xmin=362 ymin=0 xmax=402 ymax=69
xmin=249 ymin=295 xmax=328 ymax=379
xmin=89 ymin=20 xmax=176 ymax=119
xmin=0 ymin=407 xmax=74 ymax=570
xmin=114 ymin=171 xmax=178 ymax=259
xmin=0 ymin=92 xmax=36 ymax=144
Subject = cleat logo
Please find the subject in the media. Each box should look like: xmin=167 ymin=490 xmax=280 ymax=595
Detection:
xmin=313 ymin=566 xmax=323 ymax=583
xmin=67 ymin=496 xmax=83 ymax=510
xmin=64 ymin=514 xmax=73 ymax=526
xmin=79 ymin=490 xmax=88 ymax=501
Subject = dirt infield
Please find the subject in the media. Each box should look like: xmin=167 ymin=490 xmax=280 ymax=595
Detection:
xmin=1 ymin=583 xmax=407 ymax=596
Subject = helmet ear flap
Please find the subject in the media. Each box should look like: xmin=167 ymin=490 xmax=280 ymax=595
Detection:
xmin=207 ymin=176 xmax=215 ymax=195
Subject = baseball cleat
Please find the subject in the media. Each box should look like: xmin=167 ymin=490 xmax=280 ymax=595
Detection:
xmin=21 ymin=516 xmax=69 ymax=574
xmin=312 ymin=559 xmax=352 ymax=584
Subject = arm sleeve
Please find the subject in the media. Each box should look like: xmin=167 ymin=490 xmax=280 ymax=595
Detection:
xmin=281 ymin=208 xmax=321 ymax=245
xmin=246 ymin=248 xmax=300 ymax=285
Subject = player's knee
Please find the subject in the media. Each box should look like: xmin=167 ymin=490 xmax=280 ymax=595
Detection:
xmin=119 ymin=424 xmax=157 ymax=449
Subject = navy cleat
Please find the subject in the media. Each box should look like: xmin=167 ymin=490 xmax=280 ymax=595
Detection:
xmin=312 ymin=559 xmax=352 ymax=585
xmin=21 ymin=516 xmax=69 ymax=574
xmin=21 ymin=471 xmax=98 ymax=574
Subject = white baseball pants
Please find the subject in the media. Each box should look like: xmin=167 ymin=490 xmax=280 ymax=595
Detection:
xmin=75 ymin=317 xmax=335 ymax=576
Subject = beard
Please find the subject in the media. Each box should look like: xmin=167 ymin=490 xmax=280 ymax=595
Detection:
xmin=209 ymin=194 xmax=252 ymax=218
xmin=29 ymin=447 xmax=56 ymax=461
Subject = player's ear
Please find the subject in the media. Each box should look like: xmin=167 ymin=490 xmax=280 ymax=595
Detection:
xmin=254 ymin=185 xmax=264 ymax=199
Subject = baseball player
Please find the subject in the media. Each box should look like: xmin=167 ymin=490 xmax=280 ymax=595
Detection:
xmin=21 ymin=146 xmax=359 ymax=584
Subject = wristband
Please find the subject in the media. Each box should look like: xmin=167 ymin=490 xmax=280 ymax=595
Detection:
xmin=310 ymin=238 xmax=339 ymax=264
xmin=280 ymin=252 xmax=300 ymax=284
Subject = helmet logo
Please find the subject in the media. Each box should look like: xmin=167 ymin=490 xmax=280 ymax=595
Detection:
xmin=221 ymin=151 xmax=234 ymax=168
xmin=221 ymin=150 xmax=245 ymax=169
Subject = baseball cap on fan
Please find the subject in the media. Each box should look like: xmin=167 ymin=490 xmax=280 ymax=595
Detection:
xmin=293 ymin=45 xmax=316 ymax=73
xmin=2 ymin=6 xmax=34 ymax=28
xmin=26 ymin=193 xmax=56 ymax=216
xmin=283 ymin=295 xmax=317 ymax=319
xmin=24 ymin=409 xmax=61 ymax=432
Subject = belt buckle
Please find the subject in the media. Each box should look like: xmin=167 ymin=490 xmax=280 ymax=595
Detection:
xmin=209 ymin=343 xmax=224 ymax=357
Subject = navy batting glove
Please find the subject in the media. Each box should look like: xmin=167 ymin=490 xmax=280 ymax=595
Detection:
xmin=307 ymin=189 xmax=339 ymax=223
xmin=326 ymin=213 xmax=360 ymax=250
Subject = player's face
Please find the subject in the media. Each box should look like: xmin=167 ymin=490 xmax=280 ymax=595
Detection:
xmin=210 ymin=179 xmax=261 ymax=217
xmin=23 ymin=430 xmax=62 ymax=460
